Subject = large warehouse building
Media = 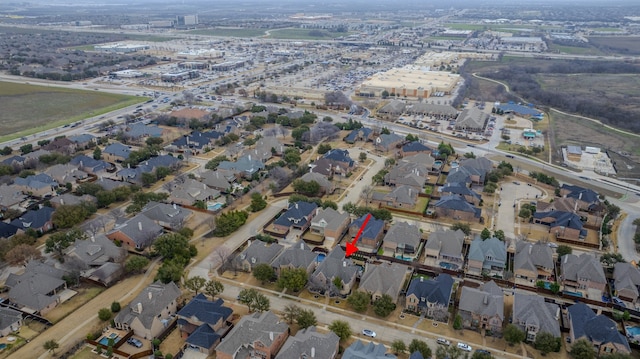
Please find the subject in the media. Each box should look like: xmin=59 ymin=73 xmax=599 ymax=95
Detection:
xmin=356 ymin=66 xmax=460 ymax=99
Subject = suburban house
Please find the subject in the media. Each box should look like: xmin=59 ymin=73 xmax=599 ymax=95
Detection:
xmin=371 ymin=185 xmax=418 ymax=208
xmin=235 ymin=240 xmax=284 ymax=272
xmin=140 ymin=201 xmax=193 ymax=230
xmin=50 ymin=193 xmax=96 ymax=208
xmin=44 ymin=164 xmax=89 ymax=186
xmin=200 ymin=171 xmax=233 ymax=193
xmin=114 ymin=281 xmax=181 ymax=340
xmin=5 ymin=261 xmax=68 ymax=315
xmin=255 ymin=136 xmax=285 ymax=157
xmin=13 ymin=173 xmax=58 ymax=197
xmin=533 ymin=211 xmax=587 ymax=241
xmin=438 ymin=182 xmax=481 ymax=205
xmin=106 ymin=213 xmax=163 ymax=250
xmin=512 ymin=293 xmax=561 ymax=342
xmin=165 ymin=178 xmax=218 ymax=204
xmin=381 ymin=221 xmax=422 ymax=260
xmin=405 ymin=274 xmax=454 ymax=322
xmin=216 ymin=311 xmax=289 ymax=359
xmin=424 ymin=229 xmax=465 ymax=270
xmin=446 ymin=157 xmax=493 ymax=185
xmin=374 ymin=133 xmax=404 ymax=152
xmin=0 ymin=222 xmax=20 ymax=239
xmin=308 ymin=246 xmax=358 ymax=297
xmin=343 ymin=341 xmax=397 ymax=359
xmin=377 ymin=100 xmax=405 ymax=117
xmin=383 ymin=161 xmax=429 ymax=190
xmin=0 ymin=184 xmax=27 ymax=211
xmin=467 ymin=237 xmax=507 ymax=278
xmin=65 ymin=233 xmax=126 ymax=286
xmin=102 ymin=142 xmax=132 ymax=163
xmin=308 ymin=158 xmax=334 ymax=177
xmin=217 ymin=155 xmax=265 ymax=179
xmin=458 ymin=281 xmax=504 ymax=333
xmin=405 ymin=103 xmax=458 ymax=118
xmin=270 ymin=241 xmax=319 ymax=276
xmin=270 ymin=201 xmax=318 ymax=235
xmin=275 ymin=326 xmax=340 ymax=359
xmin=124 ymin=123 xmax=166 ymax=142
xmin=70 ymin=155 xmax=114 ymax=174
xmin=299 ymin=172 xmax=335 ymax=195
xmin=514 ymin=241 xmax=555 ymax=287
xmin=169 ymin=130 xmax=221 ymax=153
xmin=347 ymin=214 xmax=385 ymax=253
xmin=433 ymin=195 xmax=481 ymax=222
xmin=402 ymin=153 xmax=437 ymax=171
xmin=560 ymin=184 xmax=601 ymax=211
xmin=560 ymin=253 xmax=607 ymax=299
xmin=400 ymin=142 xmax=433 ymax=157
xmin=2 ymin=155 xmax=27 ymax=168
xmin=10 ymin=206 xmax=55 ymax=234
xmin=344 ymin=127 xmax=374 ymax=144
xmin=43 ymin=136 xmax=77 ymax=155
xmin=0 ymin=307 xmax=22 ymax=337
xmin=358 ymin=262 xmax=408 ymax=302
xmin=309 ymin=208 xmax=350 ymax=243
xmin=117 ymin=155 xmax=181 ymax=185
xmin=177 ymin=294 xmax=233 ymax=355
xmin=613 ymin=262 xmax=640 ymax=305
xmin=322 ymin=149 xmax=355 ymax=176
xmin=567 ymin=302 xmax=631 ymax=355
xmin=68 ymin=134 xmax=96 ymax=149
xmin=455 ymin=107 xmax=488 ymax=133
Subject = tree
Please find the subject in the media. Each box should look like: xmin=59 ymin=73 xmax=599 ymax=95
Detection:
xmin=493 ymin=229 xmax=505 ymax=241
xmin=317 ymin=143 xmax=332 ymax=154
xmin=601 ymin=252 xmax=626 ymax=266
xmin=250 ymin=192 xmax=267 ymax=212
xmin=238 ymin=288 xmax=270 ymax=312
xmin=472 ymin=351 xmax=493 ymax=359
xmin=43 ymin=340 xmax=59 ymax=355
xmin=141 ymin=172 xmax=157 ymax=187
xmin=184 ymin=276 xmax=207 ymax=294
xmin=156 ymin=260 xmax=184 ymax=284
xmin=283 ymin=304 xmax=301 ymax=324
xmin=98 ymin=308 xmax=112 ymax=321
xmin=20 ymin=144 xmax=33 ymax=155
xmin=204 ymin=279 xmax=224 ymax=299
xmin=205 ymin=155 xmax=228 ymax=170
xmin=153 ymin=233 xmax=195 ymax=266
xmin=283 ymin=148 xmax=301 ymax=165
xmin=0 ymin=146 xmax=12 ymax=155
xmin=549 ymin=282 xmax=560 ymax=294
xmin=408 ymin=339 xmax=432 ymax=359
xmin=4 ymin=244 xmax=42 ymax=266
xmin=556 ymin=245 xmax=572 ymax=257
xmin=391 ymin=340 xmax=407 ymax=354
xmin=569 ymin=339 xmax=596 ymax=359
xmin=52 ymin=204 xmax=95 ymax=228
xmin=359 ymin=152 xmax=367 ymax=161
xmin=446 ymin=346 xmax=463 ymax=359
xmin=292 ymin=179 xmax=321 ymax=197
xmin=253 ymin=263 xmax=275 ymax=283
xmin=451 ymin=222 xmax=471 ymax=236
xmin=45 ymin=228 xmax=87 ymax=258
xmin=480 ymin=228 xmax=491 ymax=240
xmin=347 ymin=291 xmax=370 ymax=313
xmin=372 ymin=294 xmax=396 ymax=317
xmin=504 ymin=324 xmax=526 ymax=345
xmin=111 ymin=301 xmax=121 ymax=313
xmin=277 ymin=268 xmax=308 ymax=292
xmin=328 ymin=320 xmax=352 ymax=342
xmin=435 ymin=346 xmax=448 ymax=359
xmin=453 ymin=313 xmax=463 ymax=330
xmin=93 ymin=147 xmax=102 ymax=160
xmin=125 ymin=256 xmax=149 ymax=274
xmin=296 ymin=308 xmax=317 ymax=329
xmin=518 ymin=208 xmax=531 ymax=221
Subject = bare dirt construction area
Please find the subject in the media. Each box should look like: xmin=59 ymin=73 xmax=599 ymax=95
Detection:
xmin=0 ymin=81 xmax=141 ymax=141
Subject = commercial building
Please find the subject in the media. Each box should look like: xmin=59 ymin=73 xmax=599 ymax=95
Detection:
xmin=176 ymin=14 xmax=198 ymax=29
xmin=94 ymin=43 xmax=150 ymax=53
xmin=161 ymin=70 xmax=200 ymax=82
xmin=356 ymin=66 xmax=460 ymax=99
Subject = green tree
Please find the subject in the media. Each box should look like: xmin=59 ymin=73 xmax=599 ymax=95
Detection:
xmin=156 ymin=260 xmax=184 ymax=284
xmin=214 ymin=210 xmax=249 ymax=236
xmin=472 ymin=351 xmax=493 ymax=359
xmin=20 ymin=144 xmax=33 ymax=155
xmin=153 ymin=233 xmax=196 ymax=266
xmin=556 ymin=245 xmax=572 ymax=257
xmin=391 ymin=340 xmax=407 ymax=354
xmin=43 ymin=339 xmax=59 ymax=355
xmin=205 ymin=155 xmax=228 ymax=170
xmin=296 ymin=308 xmax=317 ymax=329
xmin=52 ymin=204 xmax=95 ymax=228
xmin=125 ymin=256 xmax=149 ymax=274
xmin=45 ymin=227 xmax=87 ymax=258
xmin=381 ymin=90 xmax=389 ymax=99
xmin=569 ymin=339 xmax=596 ymax=359
xmin=359 ymin=152 xmax=367 ymax=161
xmin=480 ymin=228 xmax=491 ymax=240
xmin=250 ymin=192 xmax=267 ymax=212
xmin=317 ymin=143 xmax=332 ymax=154
xmin=435 ymin=346 xmax=448 ymax=359
xmin=184 ymin=276 xmax=207 ymax=294
xmin=493 ymin=229 xmax=505 ymax=241
xmin=328 ymin=320 xmax=352 ymax=342
xmin=453 ymin=313 xmax=463 ymax=330
xmin=111 ymin=301 xmax=121 ymax=313
xmin=0 ymin=146 xmax=12 ymax=155
xmin=96 ymin=190 xmax=117 ymax=208
xmin=141 ymin=172 xmax=157 ymax=187
xmin=253 ymin=263 xmax=275 ymax=283
xmin=283 ymin=148 xmax=301 ymax=165
xmin=504 ymin=324 xmax=526 ymax=345
xmin=518 ymin=208 xmax=531 ymax=221
xmin=283 ymin=304 xmax=301 ymax=324
xmin=93 ymin=147 xmax=102 ymax=160
xmin=381 ymin=127 xmax=391 ymax=135
xmin=277 ymin=268 xmax=308 ymax=292
xmin=347 ymin=291 xmax=370 ymax=313
xmin=451 ymin=222 xmax=471 ymax=236
xmin=549 ymin=282 xmax=561 ymax=294
xmin=372 ymin=294 xmax=396 ymax=317
xmin=238 ymin=288 xmax=270 ymax=312
xmin=408 ymin=339 xmax=432 ymax=359
xmin=204 ymin=280 xmax=224 ymax=299
xmin=292 ymin=179 xmax=321 ymax=196
xmin=98 ymin=308 xmax=112 ymax=321
xmin=446 ymin=346 xmax=463 ymax=359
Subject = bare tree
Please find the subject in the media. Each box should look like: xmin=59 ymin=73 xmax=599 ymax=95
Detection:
xmin=213 ymin=246 xmax=232 ymax=272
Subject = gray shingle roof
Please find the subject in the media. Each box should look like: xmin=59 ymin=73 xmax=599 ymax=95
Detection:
xmin=273 ymin=201 xmax=318 ymax=228
xmin=178 ymin=294 xmax=232 ymax=327
xmin=513 ymin=293 xmax=560 ymax=337
xmin=271 ymin=241 xmax=318 ymax=270
xmin=109 ymin=213 xmax=163 ymax=248
xmin=236 ymin=241 xmax=284 ymax=269
xmin=613 ymin=263 xmax=640 ymax=298
xmin=459 ymin=281 xmax=504 ymax=320
xmin=406 ymin=274 xmax=454 ymax=309
xmin=514 ymin=241 xmax=554 ymax=273
xmin=561 ymin=253 xmax=606 ymax=285
xmin=276 ymin=326 xmax=339 ymax=359
xmin=383 ymin=221 xmax=421 ymax=251
xmin=66 ymin=233 xmax=126 ymax=266
xmin=434 ymin=195 xmax=481 ymax=217
xmin=217 ymin=311 xmax=288 ymax=357
xmin=424 ymin=229 xmax=465 ymax=259
xmin=343 ymin=340 xmax=396 ymax=359
xmin=359 ymin=262 xmax=408 ymax=301
xmin=0 ymin=307 xmax=22 ymax=332
xmin=10 ymin=206 xmax=55 ymax=231
xmin=468 ymin=237 xmax=507 ymax=270
xmin=103 ymin=142 xmax=131 ymax=158
xmin=6 ymin=261 xmax=67 ymax=312
xmin=568 ymin=302 xmax=630 ymax=351
xmin=115 ymin=281 xmax=181 ymax=330
xmin=141 ymin=201 xmax=192 ymax=228
xmin=300 ymin=172 xmax=333 ymax=191
xmin=311 ymin=208 xmax=350 ymax=233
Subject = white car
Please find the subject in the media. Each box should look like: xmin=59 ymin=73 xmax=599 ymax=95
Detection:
xmin=362 ymin=329 xmax=376 ymax=338
xmin=437 ymin=338 xmax=451 ymax=346
xmin=457 ymin=343 xmax=472 ymax=352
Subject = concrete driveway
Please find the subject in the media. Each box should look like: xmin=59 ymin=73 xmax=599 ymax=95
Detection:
xmin=337 ymin=148 xmax=386 ymax=208
xmin=496 ymin=182 xmax=542 ymax=239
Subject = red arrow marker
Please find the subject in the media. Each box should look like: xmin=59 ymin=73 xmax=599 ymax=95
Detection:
xmin=346 ymin=213 xmax=371 ymax=257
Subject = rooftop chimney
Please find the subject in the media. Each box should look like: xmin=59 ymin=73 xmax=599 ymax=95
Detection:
xmin=269 ymin=332 xmax=274 ymax=341
xmin=311 ymin=347 xmax=315 ymax=358
xmin=148 ymin=291 xmax=153 ymax=300
xmin=173 ymin=203 xmax=177 ymax=210
xmin=138 ymin=221 xmax=142 ymax=231
xmin=136 ymin=302 xmax=142 ymax=313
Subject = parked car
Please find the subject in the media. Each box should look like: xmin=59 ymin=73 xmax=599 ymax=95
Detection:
xmin=457 ymin=343 xmax=472 ymax=352
xmin=475 ymin=349 xmax=491 ymax=355
xmin=128 ymin=338 xmax=143 ymax=348
xmin=613 ymin=297 xmax=626 ymax=307
xmin=362 ymin=329 xmax=376 ymax=338
xmin=437 ymin=338 xmax=451 ymax=346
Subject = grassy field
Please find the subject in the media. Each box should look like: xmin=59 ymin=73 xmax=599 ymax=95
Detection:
xmin=547 ymin=43 xmax=604 ymax=55
xmin=188 ymin=28 xmax=265 ymax=37
xmin=266 ymin=28 xmax=345 ymax=40
xmin=0 ymin=81 xmax=143 ymax=142
xmin=588 ymin=36 xmax=640 ymax=56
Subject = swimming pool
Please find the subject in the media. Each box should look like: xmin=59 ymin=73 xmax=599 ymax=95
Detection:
xmin=316 ymin=253 xmax=326 ymax=262
xmin=564 ymin=290 xmax=583 ymax=298
xmin=207 ymin=202 xmax=224 ymax=211
xmin=450 ymin=161 xmax=459 ymax=168
xmin=98 ymin=333 xmax=119 ymax=346
xmin=0 ymin=344 xmax=6 ymax=350
xmin=627 ymin=326 xmax=640 ymax=337
xmin=434 ymin=160 xmax=443 ymax=167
